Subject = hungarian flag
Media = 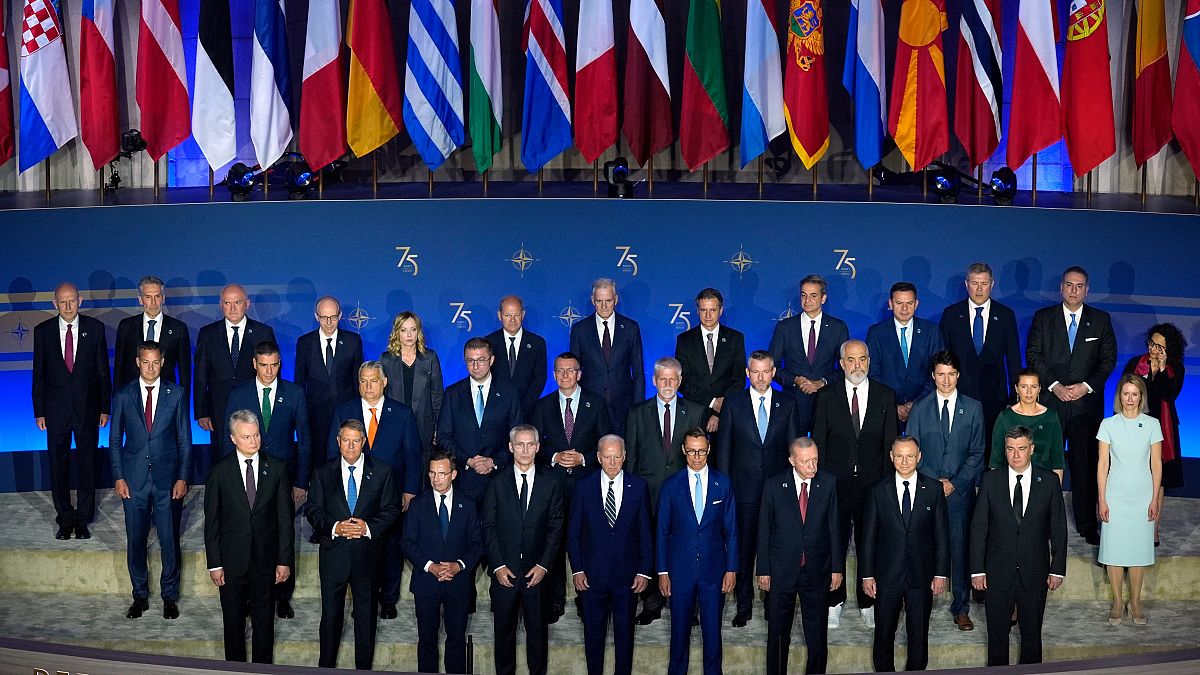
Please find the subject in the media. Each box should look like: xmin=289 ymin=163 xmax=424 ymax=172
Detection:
xmin=300 ymin=0 xmax=346 ymax=171
xmin=623 ymin=0 xmax=672 ymax=165
xmin=680 ymin=0 xmax=729 ymax=170
xmin=0 ymin=0 xmax=16 ymax=166
xmin=1174 ymin=0 xmax=1200 ymax=176
xmin=1007 ymin=0 xmax=1060 ymax=170
xmin=889 ymin=0 xmax=948 ymax=171
xmin=136 ymin=0 xmax=191 ymax=160
xmin=953 ymin=0 xmax=1002 ymax=169
xmin=784 ymin=0 xmax=829 ymax=169
xmin=469 ymin=0 xmax=503 ymax=172
xmin=1061 ymin=0 xmax=1114 ymax=176
xmin=575 ymin=0 xmax=617 ymax=163
xmin=346 ymin=0 xmax=404 ymax=157
xmin=80 ymin=0 xmax=119 ymax=170
xmin=1133 ymin=0 xmax=1172 ymax=165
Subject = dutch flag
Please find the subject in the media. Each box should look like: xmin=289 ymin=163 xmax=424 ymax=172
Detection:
xmin=18 ymin=0 xmax=77 ymax=173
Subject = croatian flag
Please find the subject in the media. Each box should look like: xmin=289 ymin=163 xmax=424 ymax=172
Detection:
xmin=18 ymin=0 xmax=78 ymax=173
xmin=402 ymin=0 xmax=466 ymax=170
xmin=739 ymin=0 xmax=783 ymax=167
xmin=251 ymin=0 xmax=293 ymax=169
xmin=80 ymin=0 xmax=118 ymax=169
xmin=521 ymin=0 xmax=572 ymax=172
xmin=842 ymin=0 xmax=885 ymax=170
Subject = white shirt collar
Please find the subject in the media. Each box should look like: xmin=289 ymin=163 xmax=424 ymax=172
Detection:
xmin=968 ymin=298 xmax=990 ymax=312
xmin=602 ymin=470 xmax=623 ymax=484
xmin=140 ymin=376 xmax=162 ymax=389
xmin=226 ymin=317 xmax=248 ymax=331
xmin=751 ymin=386 xmax=773 ymax=409
xmin=59 ymin=315 xmax=77 ymax=329
xmin=936 ymin=389 xmax=957 ymax=410
xmin=1061 ymin=303 xmax=1083 ymax=323
xmin=1008 ymin=464 xmax=1032 ymax=484
xmin=503 ymin=327 xmax=523 ymax=345
xmin=342 ymin=454 xmax=365 ymax=472
xmin=701 ymin=324 xmax=720 ymax=341
xmin=804 ymin=310 xmax=823 ymax=323
xmin=894 ymin=317 xmax=913 ymax=330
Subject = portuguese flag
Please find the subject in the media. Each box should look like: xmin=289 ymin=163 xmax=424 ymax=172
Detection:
xmin=680 ymin=0 xmax=729 ymax=170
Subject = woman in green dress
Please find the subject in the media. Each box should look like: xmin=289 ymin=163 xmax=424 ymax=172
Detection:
xmin=990 ymin=368 xmax=1065 ymax=482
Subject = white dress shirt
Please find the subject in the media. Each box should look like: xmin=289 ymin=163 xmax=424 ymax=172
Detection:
xmin=361 ymin=397 xmax=386 ymax=431
xmin=58 ymin=315 xmax=79 ymax=356
xmin=321 ymin=329 xmax=339 ymax=364
xmin=553 ymin=387 xmax=585 ymax=466
xmin=894 ymin=318 xmax=914 ymax=347
xmin=256 ymin=378 xmax=279 ymax=414
xmin=208 ymin=449 xmax=260 ymax=572
xmin=595 ymin=313 xmax=616 ymax=344
xmin=140 ymin=376 xmax=162 ymax=426
xmin=844 ymin=378 xmax=870 ymax=414
xmin=422 ymin=487 xmax=466 ymax=572
xmin=226 ymin=317 xmax=248 ymax=352
xmin=496 ymin=465 xmax=547 ymax=573
xmin=142 ymin=312 xmax=166 ymax=341
xmin=502 ymin=328 xmax=523 ymax=365
xmin=469 ymin=373 xmax=493 ymax=412
xmin=338 ymin=454 xmax=371 ymax=538
xmin=791 ymin=471 xmax=811 ymax=500
xmin=1053 ymin=304 xmax=1093 ymax=394
xmin=701 ymin=325 xmax=722 ymax=406
xmin=935 ymin=390 xmax=958 ymax=435
xmin=656 ymin=395 xmax=679 ymax=437
xmin=871 ymin=472 xmax=946 ymax=582
xmin=968 ymin=299 xmax=991 ymax=342
xmin=803 ymin=311 xmax=823 ymax=358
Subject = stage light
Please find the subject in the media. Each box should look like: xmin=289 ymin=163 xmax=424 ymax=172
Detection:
xmin=226 ymin=163 xmax=260 ymax=202
xmin=120 ymin=130 xmax=148 ymax=155
xmin=604 ymin=156 xmax=631 ymax=198
xmin=990 ymin=167 xmax=1017 ymax=206
xmin=931 ymin=165 xmax=960 ymax=204
xmin=283 ymin=161 xmax=314 ymax=200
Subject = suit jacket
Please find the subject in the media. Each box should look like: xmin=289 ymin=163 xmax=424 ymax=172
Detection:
xmin=304 ymin=455 xmax=400 ymax=580
xmin=193 ymin=319 xmax=276 ymax=422
xmin=109 ymin=379 xmax=192 ymax=491
xmin=866 ymin=317 xmax=944 ymax=405
xmin=756 ymin=469 xmax=844 ymax=591
xmin=438 ymin=377 xmax=523 ymax=499
xmin=487 ymin=329 xmax=548 ymax=419
xmin=567 ymin=471 xmax=654 ymax=588
xmin=32 ymin=314 xmax=112 ymax=426
xmin=714 ymin=387 xmax=802 ymax=506
xmin=655 ymin=467 xmax=738 ymax=586
xmin=114 ymin=313 xmax=191 ymax=391
xmin=674 ymin=324 xmax=746 ymax=418
xmin=908 ymin=391 xmax=985 ymax=494
xmin=569 ymin=313 xmax=645 ymax=428
xmin=1025 ymin=304 xmax=1117 ymax=421
xmin=223 ymin=378 xmax=312 ymax=488
xmin=969 ymin=466 xmax=1067 ymax=590
xmin=860 ymin=472 xmax=950 ymax=590
xmin=401 ymin=489 xmax=483 ymax=597
xmin=938 ymin=300 xmax=1022 ymax=420
xmin=294 ymin=329 xmax=364 ymax=409
xmin=624 ymin=395 xmax=705 ymax=508
xmin=769 ymin=313 xmax=850 ymax=427
xmin=204 ymin=451 xmax=295 ymax=577
xmin=480 ymin=468 xmax=565 ymax=576
xmin=531 ymin=388 xmax=610 ymax=483
xmin=811 ymin=378 xmax=898 ymax=482
xmin=380 ymin=348 xmax=444 ymax=450
xmin=328 ymin=397 xmax=422 ymax=496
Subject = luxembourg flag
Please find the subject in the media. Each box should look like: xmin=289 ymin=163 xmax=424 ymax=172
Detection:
xmin=842 ymin=0 xmax=885 ymax=170
xmin=18 ymin=0 xmax=78 ymax=173
xmin=251 ymin=0 xmax=293 ymax=169
xmin=739 ymin=0 xmax=784 ymax=167
xmin=521 ymin=0 xmax=572 ymax=171
xmin=402 ymin=0 xmax=466 ymax=170
xmin=80 ymin=0 xmax=119 ymax=170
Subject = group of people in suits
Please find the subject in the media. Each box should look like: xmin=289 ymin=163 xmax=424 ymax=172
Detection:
xmin=30 ymin=260 xmax=1168 ymax=672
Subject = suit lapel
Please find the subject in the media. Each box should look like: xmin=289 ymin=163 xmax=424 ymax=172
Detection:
xmin=670 ymin=400 xmax=690 ymax=446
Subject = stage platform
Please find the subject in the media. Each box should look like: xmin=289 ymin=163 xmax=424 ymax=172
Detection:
xmin=0 ymin=489 xmax=1198 ymax=673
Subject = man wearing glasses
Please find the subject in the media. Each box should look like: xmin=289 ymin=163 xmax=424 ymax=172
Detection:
xmin=295 ymin=296 xmax=363 ymax=466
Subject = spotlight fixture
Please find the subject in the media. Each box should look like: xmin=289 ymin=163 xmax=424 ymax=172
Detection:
xmin=283 ymin=161 xmax=314 ymax=200
xmin=930 ymin=164 xmax=960 ymax=204
xmin=225 ymin=163 xmax=261 ymax=202
xmin=990 ymin=167 xmax=1017 ymax=206
xmin=120 ymin=129 xmax=148 ymax=156
xmin=603 ymin=156 xmax=631 ymax=198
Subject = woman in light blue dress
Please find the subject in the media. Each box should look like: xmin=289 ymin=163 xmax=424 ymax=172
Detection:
xmin=1097 ymin=375 xmax=1163 ymax=626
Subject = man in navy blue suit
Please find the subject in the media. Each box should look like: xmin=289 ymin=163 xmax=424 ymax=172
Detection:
xmin=769 ymin=275 xmax=850 ymax=434
xmin=866 ymin=281 xmax=944 ymax=429
xmin=569 ymin=278 xmax=645 ymax=435
xmin=113 ymin=275 xmax=191 ymax=391
xmin=402 ymin=449 xmax=482 ymax=675
xmin=222 ymin=340 xmax=311 ymax=619
xmin=657 ymin=427 xmax=738 ymax=675
xmin=109 ymin=340 xmax=192 ymax=620
xmin=487 ymin=295 xmax=548 ymax=419
xmin=295 ymin=296 xmax=364 ymax=465
xmin=568 ymin=435 xmax=653 ymax=675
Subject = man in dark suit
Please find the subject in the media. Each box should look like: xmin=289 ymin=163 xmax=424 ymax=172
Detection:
xmin=757 ymin=437 xmax=844 ymax=675
xmin=568 ymin=435 xmax=653 ymax=675
xmin=32 ymin=281 xmax=112 ymax=539
xmin=861 ymin=437 xmax=950 ymax=672
xmin=1025 ymin=265 xmax=1117 ymax=545
xmin=294 ymin=295 xmax=363 ymax=465
xmin=481 ymin=424 xmax=565 ymax=675
xmin=970 ymin=426 xmax=1067 ymax=666
xmin=675 ymin=287 xmax=746 ymax=433
xmin=109 ymin=340 xmax=191 ymax=619
xmin=222 ymin=339 xmax=311 ymax=619
xmin=569 ymin=278 xmax=645 ymax=435
xmin=305 ymin=419 xmax=400 ymax=670
xmin=624 ymin=356 xmax=705 ymax=624
xmin=715 ymin=350 xmax=802 ymax=627
xmin=938 ymin=262 xmax=1022 ymax=456
xmin=769 ymin=275 xmax=851 ymax=434
xmin=438 ymin=337 xmax=523 ymax=503
xmin=866 ymin=281 xmax=944 ymax=429
xmin=327 ymin=360 xmax=423 ymax=620
xmin=114 ymin=276 xmax=192 ymax=391
xmin=487 ymin=295 xmax=548 ymax=419
xmin=811 ymin=339 xmax=898 ymax=628
xmin=204 ymin=410 xmax=294 ymax=663
xmin=194 ymin=283 xmax=276 ymax=468
xmin=402 ymin=450 xmax=482 ymax=675
xmin=908 ymin=349 xmax=985 ymax=631
xmin=657 ymin=428 xmax=738 ymax=675
xmin=531 ymin=351 xmax=611 ymax=621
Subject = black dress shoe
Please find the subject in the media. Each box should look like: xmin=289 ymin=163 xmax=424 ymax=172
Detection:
xmin=126 ymin=598 xmax=149 ymax=618
xmin=74 ymin=524 xmax=91 ymax=540
xmin=1083 ymin=532 xmax=1101 ymax=546
xmin=691 ymin=615 xmax=700 ymax=627
xmin=732 ymin=610 xmax=752 ymax=628
xmin=276 ymin=601 xmax=294 ymax=619
xmin=635 ymin=609 xmax=661 ymax=625
xmin=380 ymin=604 xmax=398 ymax=620
xmin=546 ymin=603 xmax=564 ymax=624
xmin=163 ymin=599 xmax=179 ymax=620
xmin=55 ymin=527 xmax=72 ymax=540
xmin=308 ymin=532 xmax=322 ymax=544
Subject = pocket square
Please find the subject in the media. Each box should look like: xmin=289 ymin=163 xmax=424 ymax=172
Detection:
xmin=1085 ymin=337 xmax=1098 ymax=342
xmin=711 ymin=500 xmax=723 ymax=504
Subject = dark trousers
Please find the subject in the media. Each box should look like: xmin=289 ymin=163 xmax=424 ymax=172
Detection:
xmin=984 ymin=580 xmax=1048 ymax=666
xmin=379 ymin=518 xmax=405 ymax=606
xmin=318 ymin=567 xmax=378 ymax=669
xmin=733 ymin=499 xmax=761 ymax=615
xmin=122 ymin=478 xmax=180 ymax=600
xmin=414 ymin=590 xmax=470 ymax=674
xmin=308 ymin=400 xmax=336 ymax=463
xmin=218 ymin=568 xmax=276 ymax=663
xmin=46 ymin=419 xmax=97 ymax=527
xmin=766 ymin=570 xmax=829 ymax=675
xmin=1064 ymin=412 xmax=1100 ymax=537
xmin=544 ymin=478 xmax=577 ymax=614
xmin=872 ymin=586 xmax=933 ymax=671
xmin=273 ymin=510 xmax=300 ymax=605
xmin=581 ymin=583 xmax=637 ymax=675
xmin=945 ymin=488 xmax=974 ymax=617
xmin=830 ymin=474 xmax=872 ymax=609
xmin=667 ymin=577 xmax=724 ymax=675
xmin=492 ymin=572 xmax=548 ymax=675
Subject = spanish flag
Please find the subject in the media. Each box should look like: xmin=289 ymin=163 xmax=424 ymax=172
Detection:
xmin=888 ymin=0 xmax=949 ymax=171
xmin=784 ymin=0 xmax=829 ymax=169
xmin=1133 ymin=0 xmax=1172 ymax=166
xmin=346 ymin=0 xmax=404 ymax=158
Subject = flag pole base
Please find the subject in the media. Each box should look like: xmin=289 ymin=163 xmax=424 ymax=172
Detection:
xmin=648 ymin=157 xmax=654 ymax=197
xmin=1031 ymin=153 xmax=1038 ymax=206
xmin=318 ymin=167 xmax=324 ymax=199
xmin=154 ymin=159 xmax=160 ymax=200
xmin=977 ymin=166 xmax=983 ymax=200
xmin=372 ymin=154 xmax=378 ymax=197
xmin=209 ymin=167 xmax=215 ymax=201
xmin=703 ymin=163 xmax=709 ymax=198
xmin=538 ymin=169 xmax=544 ymax=196
xmin=428 ymin=170 xmax=433 ymax=198
xmin=1086 ymin=170 xmax=1092 ymax=208
xmin=593 ymin=160 xmax=598 ymax=196
xmin=812 ymin=167 xmax=818 ymax=199
xmin=868 ymin=166 xmax=874 ymax=199
xmin=757 ymin=157 xmax=764 ymax=199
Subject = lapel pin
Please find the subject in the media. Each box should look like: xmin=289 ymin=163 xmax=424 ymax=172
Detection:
xmin=524 ymin=343 xmax=531 ymax=349
xmin=814 ymin=481 xmax=820 ymax=489
xmin=386 ymin=406 xmax=392 ymax=413
xmin=167 ymin=329 xmax=174 ymax=335
xmin=1035 ymin=475 xmax=1042 ymax=483
xmin=915 ymin=327 xmax=921 ymax=334
xmin=925 ymin=505 xmax=931 ymax=511
xmin=720 ymin=336 xmax=726 ymax=343
xmin=585 ymin=401 xmax=592 ymax=408
xmin=783 ymin=482 xmax=789 ymax=488
xmin=82 ymin=332 xmax=88 ymax=338
xmin=957 ymin=408 xmax=963 ymax=415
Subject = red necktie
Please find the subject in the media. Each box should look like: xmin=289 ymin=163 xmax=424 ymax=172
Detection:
xmin=144 ymin=386 xmax=154 ymax=434
xmin=661 ymin=403 xmax=671 ymax=456
xmin=851 ymin=386 xmax=861 ymax=436
xmin=799 ymin=482 xmax=809 ymax=566
xmin=64 ymin=323 xmax=75 ymax=373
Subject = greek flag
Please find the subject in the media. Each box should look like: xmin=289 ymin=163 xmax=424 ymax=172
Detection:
xmin=403 ymin=0 xmax=465 ymax=170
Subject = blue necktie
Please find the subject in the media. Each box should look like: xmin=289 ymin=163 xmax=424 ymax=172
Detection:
xmin=146 ymin=319 xmax=157 ymax=342
xmin=1067 ymin=313 xmax=1078 ymax=352
xmin=230 ymin=326 xmax=241 ymax=369
xmin=439 ymin=493 xmax=449 ymax=540
xmin=475 ymin=385 xmax=485 ymax=425
xmin=346 ymin=466 xmax=358 ymax=513
xmin=693 ymin=473 xmax=704 ymax=523
xmin=972 ymin=307 xmax=985 ymax=354
xmin=757 ymin=396 xmax=768 ymax=443
xmin=900 ymin=326 xmax=910 ymax=367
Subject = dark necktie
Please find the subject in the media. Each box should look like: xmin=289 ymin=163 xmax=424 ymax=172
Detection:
xmin=705 ymin=332 xmax=715 ymax=372
xmin=230 ymin=326 xmax=241 ymax=370
xmin=325 ymin=337 xmax=335 ymax=376
xmin=851 ymin=386 xmax=861 ymax=437
xmin=807 ymin=319 xmax=817 ymax=365
xmin=146 ymin=319 xmax=157 ymax=342
xmin=972 ymin=307 xmax=985 ymax=354
xmin=661 ymin=402 xmax=671 ymax=455
xmin=601 ymin=320 xmax=613 ymax=361
xmin=439 ymin=493 xmax=450 ymax=539
xmin=520 ymin=473 xmax=529 ymax=513
xmin=245 ymin=458 xmax=257 ymax=508
xmin=941 ymin=397 xmax=951 ymax=438
xmin=902 ymin=480 xmax=912 ymax=524
xmin=64 ymin=323 xmax=75 ymax=373
xmin=508 ymin=337 xmax=517 ymax=376
xmin=563 ymin=397 xmax=575 ymax=445
xmin=798 ymin=482 xmax=809 ymax=566
xmin=1013 ymin=474 xmax=1024 ymax=525
xmin=144 ymin=386 xmax=154 ymax=434
xmin=605 ymin=479 xmax=617 ymax=527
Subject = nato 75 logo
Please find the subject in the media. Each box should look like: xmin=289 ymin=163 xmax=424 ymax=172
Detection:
xmin=668 ymin=303 xmax=692 ymax=331
xmin=449 ymin=302 xmax=473 ymax=331
xmin=833 ymin=249 xmax=857 ymax=279
xmin=615 ymin=246 xmax=639 ymax=275
xmin=395 ymin=246 xmax=420 ymax=276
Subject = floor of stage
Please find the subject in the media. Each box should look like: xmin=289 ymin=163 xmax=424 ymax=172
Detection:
xmin=1 ymin=488 xmax=1198 ymax=673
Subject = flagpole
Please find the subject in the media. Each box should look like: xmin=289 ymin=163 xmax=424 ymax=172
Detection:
xmin=482 ymin=170 xmax=489 ymax=197
xmin=647 ymin=157 xmax=654 ymax=197
xmin=154 ymin=159 xmax=160 ymax=200
xmin=97 ymin=167 xmax=104 ymax=200
xmin=428 ymin=170 xmax=433 ymax=198
xmin=867 ymin=166 xmax=873 ymax=199
xmin=372 ymin=154 xmax=378 ymax=196
xmin=1031 ymin=153 xmax=1038 ymax=205
xmin=922 ymin=168 xmax=928 ymax=199
xmin=318 ymin=168 xmax=324 ymax=199
xmin=209 ymin=168 xmax=215 ymax=200
xmin=1085 ymin=170 xmax=1092 ymax=208
xmin=263 ymin=165 xmax=269 ymax=199
xmin=593 ymin=160 xmax=598 ymax=196
xmin=44 ymin=162 xmax=51 ymax=203
xmin=538 ymin=169 xmax=544 ymax=196
xmin=703 ymin=163 xmax=709 ymax=198
xmin=1140 ymin=165 xmax=1148 ymax=206
xmin=977 ymin=166 xmax=983 ymax=200
xmin=812 ymin=166 xmax=818 ymax=199
xmin=757 ymin=157 xmax=764 ymax=199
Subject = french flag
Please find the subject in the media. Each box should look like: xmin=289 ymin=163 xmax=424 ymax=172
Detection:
xmin=18 ymin=0 xmax=78 ymax=173
xmin=574 ymin=0 xmax=616 ymax=163
xmin=80 ymin=0 xmax=119 ymax=170
xmin=299 ymin=0 xmax=345 ymax=171
xmin=0 ymin=0 xmax=13 ymax=167
xmin=251 ymin=0 xmax=293 ymax=169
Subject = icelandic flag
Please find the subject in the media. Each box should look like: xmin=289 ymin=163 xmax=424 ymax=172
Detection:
xmin=739 ymin=0 xmax=784 ymax=167
xmin=842 ymin=0 xmax=885 ymax=169
xmin=402 ymin=0 xmax=466 ymax=170
xmin=18 ymin=0 xmax=78 ymax=173
xmin=521 ymin=0 xmax=572 ymax=172
xmin=80 ymin=0 xmax=119 ymax=169
xmin=251 ymin=0 xmax=293 ymax=169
